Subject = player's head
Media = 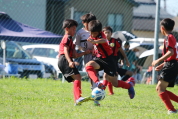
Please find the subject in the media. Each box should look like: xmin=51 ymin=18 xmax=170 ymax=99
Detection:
xmin=88 ymin=20 xmax=102 ymax=38
xmin=62 ymin=19 xmax=78 ymax=36
xmin=102 ymin=26 xmax=113 ymax=40
xmin=124 ymin=41 xmax=130 ymax=51
xmin=81 ymin=13 xmax=96 ymax=30
xmin=160 ymin=18 xmax=175 ymax=35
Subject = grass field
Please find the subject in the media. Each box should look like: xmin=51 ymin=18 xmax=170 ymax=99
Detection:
xmin=0 ymin=78 xmax=178 ymax=119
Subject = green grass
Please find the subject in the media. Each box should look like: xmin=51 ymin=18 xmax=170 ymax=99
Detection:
xmin=0 ymin=78 xmax=178 ymax=119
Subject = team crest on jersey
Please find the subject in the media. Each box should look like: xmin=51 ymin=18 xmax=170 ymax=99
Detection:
xmin=110 ymin=43 xmax=115 ymax=47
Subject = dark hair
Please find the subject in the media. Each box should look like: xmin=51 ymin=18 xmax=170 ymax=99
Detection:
xmin=88 ymin=20 xmax=102 ymax=32
xmin=62 ymin=19 xmax=78 ymax=29
xmin=102 ymin=26 xmax=113 ymax=33
xmin=80 ymin=13 xmax=96 ymax=23
xmin=124 ymin=41 xmax=130 ymax=46
xmin=160 ymin=18 xmax=175 ymax=31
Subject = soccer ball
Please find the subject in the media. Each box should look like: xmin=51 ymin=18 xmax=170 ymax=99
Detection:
xmin=91 ymin=87 xmax=105 ymax=101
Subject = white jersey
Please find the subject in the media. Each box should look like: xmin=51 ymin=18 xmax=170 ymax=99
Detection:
xmin=74 ymin=28 xmax=93 ymax=51
xmin=74 ymin=28 xmax=94 ymax=64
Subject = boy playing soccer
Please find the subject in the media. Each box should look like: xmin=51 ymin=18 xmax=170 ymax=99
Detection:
xmin=58 ymin=19 xmax=91 ymax=106
xmin=85 ymin=20 xmax=135 ymax=99
xmin=74 ymin=13 xmax=101 ymax=106
xmin=152 ymin=18 xmax=178 ymax=114
xmin=102 ymin=26 xmax=135 ymax=95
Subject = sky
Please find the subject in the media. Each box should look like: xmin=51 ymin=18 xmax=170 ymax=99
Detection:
xmin=160 ymin=0 xmax=178 ymax=17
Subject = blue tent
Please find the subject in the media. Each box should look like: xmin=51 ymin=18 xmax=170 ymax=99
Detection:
xmin=0 ymin=12 xmax=62 ymax=44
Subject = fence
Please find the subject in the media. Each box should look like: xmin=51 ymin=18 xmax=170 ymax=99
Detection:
xmin=0 ymin=0 xmax=178 ymax=84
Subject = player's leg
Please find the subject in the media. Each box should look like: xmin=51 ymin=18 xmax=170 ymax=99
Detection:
xmin=102 ymin=73 xmax=108 ymax=88
xmin=108 ymin=82 xmax=114 ymax=95
xmin=165 ymin=90 xmax=178 ymax=103
xmin=85 ymin=60 xmax=105 ymax=89
xmin=103 ymin=73 xmax=114 ymax=95
xmin=119 ymin=69 xmax=133 ymax=81
xmin=118 ymin=68 xmax=135 ymax=86
xmin=157 ymin=61 xmax=178 ymax=114
xmin=71 ymin=74 xmax=93 ymax=106
xmin=71 ymin=74 xmax=82 ymax=102
xmin=156 ymin=80 xmax=177 ymax=113
xmin=107 ymin=75 xmax=135 ymax=99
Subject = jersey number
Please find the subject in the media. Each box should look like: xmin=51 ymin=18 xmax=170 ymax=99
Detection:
xmin=84 ymin=42 xmax=87 ymax=49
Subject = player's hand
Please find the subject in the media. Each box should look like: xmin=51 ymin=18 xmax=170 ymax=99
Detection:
xmin=74 ymin=62 xmax=79 ymax=66
xmin=85 ymin=49 xmax=92 ymax=54
xmin=152 ymin=60 xmax=159 ymax=67
xmin=69 ymin=61 xmax=75 ymax=68
xmin=87 ymin=38 xmax=95 ymax=44
xmin=126 ymin=61 xmax=130 ymax=67
xmin=155 ymin=65 xmax=163 ymax=71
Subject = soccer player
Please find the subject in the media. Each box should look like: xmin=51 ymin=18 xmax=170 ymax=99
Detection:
xmin=58 ymin=19 xmax=91 ymax=106
xmin=152 ymin=18 xmax=178 ymax=114
xmin=73 ymin=13 xmax=101 ymax=106
xmin=102 ymin=26 xmax=135 ymax=95
xmin=85 ymin=20 xmax=135 ymax=99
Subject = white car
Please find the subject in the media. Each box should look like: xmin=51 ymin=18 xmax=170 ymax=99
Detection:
xmin=22 ymin=44 xmax=61 ymax=78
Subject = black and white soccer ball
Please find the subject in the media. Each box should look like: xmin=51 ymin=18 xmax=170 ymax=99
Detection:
xmin=91 ymin=87 xmax=105 ymax=101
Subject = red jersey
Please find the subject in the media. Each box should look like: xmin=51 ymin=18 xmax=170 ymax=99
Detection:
xmin=59 ymin=35 xmax=75 ymax=58
xmin=90 ymin=32 xmax=113 ymax=58
xmin=108 ymin=38 xmax=121 ymax=56
xmin=162 ymin=34 xmax=178 ymax=61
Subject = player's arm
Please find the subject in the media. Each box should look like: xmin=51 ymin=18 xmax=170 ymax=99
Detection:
xmin=155 ymin=62 xmax=164 ymax=71
xmin=87 ymin=38 xmax=106 ymax=44
xmin=73 ymin=49 xmax=91 ymax=58
xmin=64 ymin=46 xmax=75 ymax=68
xmin=119 ymin=47 xmax=130 ymax=67
xmin=152 ymin=47 xmax=174 ymax=66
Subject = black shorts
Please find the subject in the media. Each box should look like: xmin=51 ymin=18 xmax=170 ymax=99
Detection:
xmin=113 ymin=56 xmax=127 ymax=77
xmin=93 ymin=55 xmax=117 ymax=77
xmin=159 ymin=60 xmax=178 ymax=87
xmin=58 ymin=55 xmax=79 ymax=83
xmin=117 ymin=68 xmax=127 ymax=77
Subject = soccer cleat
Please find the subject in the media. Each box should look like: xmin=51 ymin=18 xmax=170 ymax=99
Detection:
xmin=94 ymin=100 xmax=100 ymax=106
xmin=128 ymin=82 xmax=135 ymax=99
xmin=168 ymin=110 xmax=178 ymax=114
xmin=96 ymin=82 xmax=105 ymax=89
xmin=126 ymin=77 xmax=135 ymax=86
xmin=75 ymin=97 xmax=93 ymax=106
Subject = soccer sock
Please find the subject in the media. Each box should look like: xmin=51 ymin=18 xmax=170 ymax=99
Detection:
xmin=102 ymin=80 xmax=108 ymax=90
xmin=91 ymin=80 xmax=97 ymax=90
xmin=118 ymin=80 xmax=131 ymax=89
xmin=108 ymin=82 xmax=114 ymax=94
xmin=166 ymin=90 xmax=178 ymax=103
xmin=159 ymin=92 xmax=176 ymax=111
xmin=85 ymin=66 xmax=99 ymax=83
xmin=121 ymin=75 xmax=130 ymax=81
xmin=73 ymin=80 xmax=82 ymax=102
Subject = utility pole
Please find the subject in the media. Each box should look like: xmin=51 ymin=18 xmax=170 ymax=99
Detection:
xmin=70 ymin=7 xmax=74 ymax=19
xmin=164 ymin=0 xmax=166 ymax=11
xmin=1 ymin=40 xmax=6 ymax=79
xmin=152 ymin=0 xmax=160 ymax=84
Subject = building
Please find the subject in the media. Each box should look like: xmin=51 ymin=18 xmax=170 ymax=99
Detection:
xmin=46 ymin=0 xmax=139 ymax=35
xmin=0 ymin=0 xmax=139 ymax=36
xmin=132 ymin=0 xmax=174 ymax=38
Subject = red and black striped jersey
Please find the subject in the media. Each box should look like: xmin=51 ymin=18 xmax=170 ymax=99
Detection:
xmin=59 ymin=34 xmax=75 ymax=58
xmin=108 ymin=38 xmax=121 ymax=56
xmin=90 ymin=32 xmax=113 ymax=58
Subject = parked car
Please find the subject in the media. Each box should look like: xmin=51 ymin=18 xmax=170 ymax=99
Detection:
xmin=0 ymin=41 xmax=55 ymax=78
xmin=22 ymin=44 xmax=62 ymax=78
xmin=112 ymin=31 xmax=137 ymax=41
